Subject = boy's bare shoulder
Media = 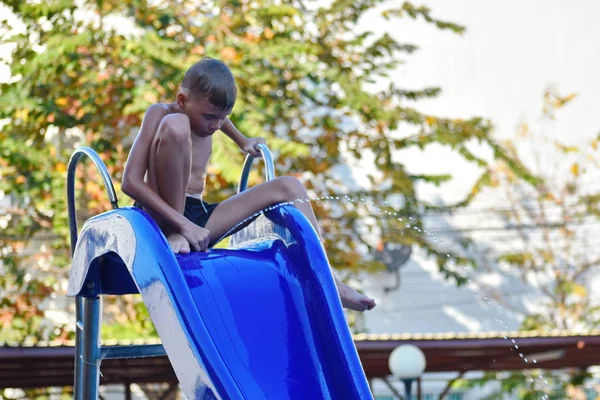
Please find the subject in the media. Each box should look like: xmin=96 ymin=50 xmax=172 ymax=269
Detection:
xmin=146 ymin=102 xmax=171 ymax=118
xmin=145 ymin=103 xmax=189 ymax=124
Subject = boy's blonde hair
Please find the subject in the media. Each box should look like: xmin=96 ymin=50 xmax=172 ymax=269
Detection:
xmin=181 ymin=58 xmax=237 ymax=110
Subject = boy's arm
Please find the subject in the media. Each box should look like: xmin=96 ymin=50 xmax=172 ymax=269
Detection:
xmin=121 ymin=105 xmax=188 ymax=230
xmin=220 ymin=118 xmax=246 ymax=147
xmin=220 ymin=118 xmax=265 ymax=157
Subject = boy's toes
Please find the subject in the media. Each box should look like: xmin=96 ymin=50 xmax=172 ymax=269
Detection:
xmin=180 ymin=242 xmax=190 ymax=254
xmin=366 ymin=299 xmax=376 ymax=310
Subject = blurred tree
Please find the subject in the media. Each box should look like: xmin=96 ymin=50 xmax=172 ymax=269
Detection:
xmin=0 ymin=0 xmax=536 ymax=395
xmin=493 ymin=90 xmax=600 ymax=332
xmin=452 ymin=89 xmax=600 ymax=399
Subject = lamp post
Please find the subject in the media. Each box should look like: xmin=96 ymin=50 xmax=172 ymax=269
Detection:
xmin=388 ymin=344 xmax=426 ymax=400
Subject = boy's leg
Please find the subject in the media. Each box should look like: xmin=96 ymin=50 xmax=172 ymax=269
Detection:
xmin=146 ymin=114 xmax=192 ymax=253
xmin=204 ymin=176 xmax=376 ymax=312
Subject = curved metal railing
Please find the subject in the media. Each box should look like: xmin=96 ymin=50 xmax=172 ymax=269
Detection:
xmin=67 ymin=146 xmax=119 ymax=254
xmin=238 ymin=144 xmax=276 ymax=193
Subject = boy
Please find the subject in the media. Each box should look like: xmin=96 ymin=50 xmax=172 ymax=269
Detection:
xmin=122 ymin=58 xmax=375 ymax=312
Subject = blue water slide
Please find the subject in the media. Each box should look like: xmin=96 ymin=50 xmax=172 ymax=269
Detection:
xmin=67 ymin=146 xmax=373 ymax=399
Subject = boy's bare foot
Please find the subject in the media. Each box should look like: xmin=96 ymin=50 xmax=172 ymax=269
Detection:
xmin=167 ymin=233 xmax=190 ymax=254
xmin=336 ymin=280 xmax=376 ymax=312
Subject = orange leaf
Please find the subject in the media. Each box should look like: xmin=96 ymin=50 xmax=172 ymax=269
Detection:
xmin=0 ymin=312 xmax=13 ymax=327
xmin=97 ymin=71 xmax=110 ymax=82
xmin=220 ymin=47 xmax=237 ymax=60
xmin=55 ymin=97 xmax=68 ymax=106
xmin=264 ymin=28 xmax=275 ymax=40
xmin=191 ymin=45 xmax=205 ymax=55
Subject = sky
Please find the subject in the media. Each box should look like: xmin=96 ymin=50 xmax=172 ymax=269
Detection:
xmin=350 ymin=0 xmax=600 ymax=204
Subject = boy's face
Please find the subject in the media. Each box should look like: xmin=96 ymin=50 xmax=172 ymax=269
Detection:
xmin=178 ymin=94 xmax=232 ymax=137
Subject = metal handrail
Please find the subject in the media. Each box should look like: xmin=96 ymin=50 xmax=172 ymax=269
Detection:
xmin=238 ymin=144 xmax=276 ymax=193
xmin=67 ymin=146 xmax=119 ymax=254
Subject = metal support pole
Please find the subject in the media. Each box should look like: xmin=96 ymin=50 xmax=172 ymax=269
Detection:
xmin=101 ymin=344 xmax=166 ymax=359
xmin=81 ymin=296 xmax=101 ymax=399
xmin=74 ymin=296 xmax=84 ymax=399
xmin=403 ymin=379 xmax=414 ymax=400
xmin=125 ymin=383 xmax=132 ymax=400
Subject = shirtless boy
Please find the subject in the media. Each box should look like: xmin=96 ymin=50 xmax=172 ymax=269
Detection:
xmin=122 ymin=58 xmax=376 ymax=312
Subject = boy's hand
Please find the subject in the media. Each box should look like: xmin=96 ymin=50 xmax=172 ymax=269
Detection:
xmin=179 ymin=220 xmax=211 ymax=252
xmin=242 ymin=137 xmax=266 ymax=157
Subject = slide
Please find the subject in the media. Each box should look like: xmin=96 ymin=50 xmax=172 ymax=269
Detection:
xmin=67 ymin=203 xmax=373 ymax=399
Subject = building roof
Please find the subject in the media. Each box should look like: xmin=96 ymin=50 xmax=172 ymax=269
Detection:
xmin=355 ymin=330 xmax=600 ymax=378
xmin=2 ymin=330 xmax=599 ymax=389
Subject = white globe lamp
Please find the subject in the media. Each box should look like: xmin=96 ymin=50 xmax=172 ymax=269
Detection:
xmin=388 ymin=344 xmax=426 ymax=400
